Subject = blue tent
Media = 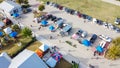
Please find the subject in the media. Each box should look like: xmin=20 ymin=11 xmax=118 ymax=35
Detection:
xmin=96 ymin=45 xmax=104 ymax=53
xmin=0 ymin=32 xmax=3 ymax=36
xmin=13 ymin=13 xmax=19 ymax=17
xmin=9 ymin=31 xmax=18 ymax=38
xmin=49 ymin=25 xmax=55 ymax=31
xmin=82 ymin=39 xmax=91 ymax=46
xmin=41 ymin=20 xmax=48 ymax=25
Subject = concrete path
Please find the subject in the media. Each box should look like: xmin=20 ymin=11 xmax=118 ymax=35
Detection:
xmin=102 ymin=0 xmax=120 ymax=6
xmin=11 ymin=0 xmax=120 ymax=68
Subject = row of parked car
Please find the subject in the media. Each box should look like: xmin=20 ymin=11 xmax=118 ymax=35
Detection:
xmin=46 ymin=1 xmax=120 ymax=33
xmin=39 ymin=13 xmax=72 ymax=36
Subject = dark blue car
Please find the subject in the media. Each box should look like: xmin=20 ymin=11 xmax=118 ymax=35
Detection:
xmin=90 ymin=34 xmax=97 ymax=44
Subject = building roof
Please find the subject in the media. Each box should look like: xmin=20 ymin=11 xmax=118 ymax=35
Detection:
xmin=0 ymin=52 xmax=11 ymax=68
xmin=0 ymin=1 xmax=21 ymax=13
xmin=9 ymin=49 xmax=48 ymax=68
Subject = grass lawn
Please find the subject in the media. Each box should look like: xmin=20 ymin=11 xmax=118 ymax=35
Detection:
xmin=42 ymin=0 xmax=120 ymax=25
xmin=0 ymin=33 xmax=33 ymax=58
xmin=27 ymin=41 xmax=42 ymax=51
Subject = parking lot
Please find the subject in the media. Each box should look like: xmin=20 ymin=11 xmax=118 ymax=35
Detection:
xmin=17 ymin=0 xmax=120 ymax=68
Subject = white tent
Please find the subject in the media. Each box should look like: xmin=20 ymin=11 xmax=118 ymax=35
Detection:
xmin=0 ymin=21 xmax=4 ymax=28
xmin=3 ymin=27 xmax=12 ymax=34
xmin=9 ymin=49 xmax=48 ymax=68
xmin=39 ymin=44 xmax=49 ymax=52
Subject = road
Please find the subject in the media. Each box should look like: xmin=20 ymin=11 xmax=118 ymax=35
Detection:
xmin=102 ymin=0 xmax=120 ymax=6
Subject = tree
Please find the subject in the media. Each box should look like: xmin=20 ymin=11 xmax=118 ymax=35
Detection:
xmin=105 ymin=37 xmax=120 ymax=60
xmin=38 ymin=5 xmax=45 ymax=11
xmin=12 ymin=24 xmax=20 ymax=32
xmin=105 ymin=45 xmax=120 ymax=60
xmin=16 ymin=0 xmax=29 ymax=4
xmin=21 ymin=27 xmax=32 ymax=38
xmin=16 ymin=0 xmax=22 ymax=4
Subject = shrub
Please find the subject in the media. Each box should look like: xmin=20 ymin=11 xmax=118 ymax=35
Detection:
xmin=65 ymin=41 xmax=72 ymax=45
xmin=38 ymin=4 xmax=45 ymax=11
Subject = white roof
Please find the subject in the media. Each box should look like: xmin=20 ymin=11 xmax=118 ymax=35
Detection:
xmin=9 ymin=49 xmax=48 ymax=68
xmin=0 ymin=1 xmax=21 ymax=13
xmin=0 ymin=52 xmax=11 ymax=68
xmin=4 ymin=27 xmax=12 ymax=34
xmin=39 ymin=44 xmax=49 ymax=52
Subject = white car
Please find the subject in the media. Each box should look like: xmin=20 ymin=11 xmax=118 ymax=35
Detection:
xmin=99 ymin=35 xmax=112 ymax=42
xmin=114 ymin=18 xmax=120 ymax=25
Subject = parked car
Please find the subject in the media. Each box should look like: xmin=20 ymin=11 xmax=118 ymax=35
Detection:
xmin=96 ymin=19 xmax=103 ymax=25
xmin=114 ymin=18 xmax=120 ymax=25
xmin=51 ymin=16 xmax=57 ymax=21
xmin=115 ymin=27 xmax=120 ymax=33
xmin=90 ymin=34 xmax=97 ymax=44
xmin=99 ymin=35 xmax=112 ymax=42
xmin=46 ymin=1 xmax=50 ymax=5
xmin=81 ymin=31 xmax=87 ymax=38
xmin=76 ymin=29 xmax=87 ymax=38
xmin=46 ymin=14 xmax=53 ymax=20
xmin=103 ymin=22 xmax=108 ymax=28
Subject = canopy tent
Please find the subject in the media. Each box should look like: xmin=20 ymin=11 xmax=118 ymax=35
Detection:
xmin=96 ymin=45 xmax=104 ymax=53
xmin=3 ymin=27 xmax=12 ymax=34
xmin=0 ymin=31 xmax=3 ymax=36
xmin=39 ymin=44 xmax=49 ymax=52
xmin=49 ymin=25 xmax=55 ymax=31
xmin=35 ymin=49 xmax=43 ymax=57
xmin=9 ymin=31 xmax=18 ymax=38
xmin=46 ymin=57 xmax=57 ymax=68
xmin=55 ymin=19 xmax=64 ymax=27
xmin=51 ymin=52 xmax=62 ymax=62
xmin=82 ymin=39 xmax=91 ymax=46
xmin=0 ymin=21 xmax=5 ymax=28
xmin=12 ymin=13 xmax=19 ymax=18
xmin=40 ymin=20 xmax=48 ymax=26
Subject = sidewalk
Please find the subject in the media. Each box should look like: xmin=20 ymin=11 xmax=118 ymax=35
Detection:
xmin=102 ymin=0 xmax=120 ymax=6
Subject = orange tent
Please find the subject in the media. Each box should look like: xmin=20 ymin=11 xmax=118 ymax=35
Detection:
xmin=35 ymin=49 xmax=43 ymax=57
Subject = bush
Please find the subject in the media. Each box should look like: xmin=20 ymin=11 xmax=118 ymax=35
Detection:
xmin=65 ymin=41 xmax=72 ymax=45
xmin=38 ymin=5 xmax=45 ymax=11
